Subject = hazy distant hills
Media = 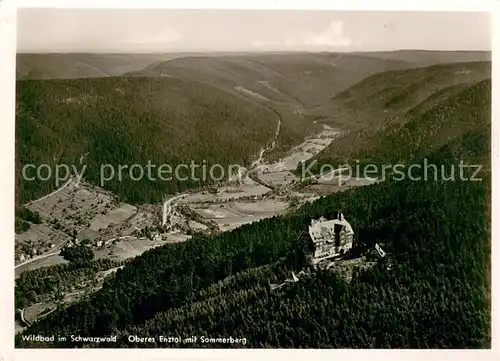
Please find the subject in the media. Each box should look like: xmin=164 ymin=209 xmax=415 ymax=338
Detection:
xmin=17 ymin=50 xmax=490 ymax=87
xmin=129 ymin=52 xmax=417 ymax=107
xmin=15 ymin=51 xmax=491 ymax=204
xmin=16 ymin=53 xmax=192 ymax=80
xmin=353 ymin=50 xmax=491 ymax=66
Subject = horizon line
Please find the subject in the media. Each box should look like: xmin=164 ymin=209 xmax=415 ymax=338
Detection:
xmin=16 ymin=48 xmax=493 ymax=55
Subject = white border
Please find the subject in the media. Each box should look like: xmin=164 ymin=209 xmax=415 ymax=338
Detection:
xmin=12 ymin=0 xmax=496 ymax=11
xmin=1 ymin=1 xmax=498 ymax=361
xmin=0 ymin=0 xmax=17 ymax=360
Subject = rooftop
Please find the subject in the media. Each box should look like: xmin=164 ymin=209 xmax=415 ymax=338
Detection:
xmin=309 ymin=213 xmax=354 ymax=243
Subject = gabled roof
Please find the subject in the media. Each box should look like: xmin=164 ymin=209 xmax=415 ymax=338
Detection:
xmin=309 ymin=213 xmax=354 ymax=243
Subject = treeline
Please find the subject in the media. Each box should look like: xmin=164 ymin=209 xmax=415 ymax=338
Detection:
xmin=60 ymin=244 xmax=95 ymax=264
xmin=16 ymin=157 xmax=490 ymax=347
xmin=14 ymin=206 xmax=41 ymax=234
xmin=15 ymin=258 xmax=122 ymax=310
xmin=16 ymin=76 xmax=279 ymax=205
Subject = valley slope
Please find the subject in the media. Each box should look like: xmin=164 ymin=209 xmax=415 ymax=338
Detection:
xmin=16 ymin=69 xmax=491 ymax=348
xmin=303 ymin=61 xmax=491 ymax=173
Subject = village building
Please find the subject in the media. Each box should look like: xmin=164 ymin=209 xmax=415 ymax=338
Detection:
xmin=208 ymin=186 xmax=221 ymax=195
xmin=308 ymin=212 xmax=354 ymax=264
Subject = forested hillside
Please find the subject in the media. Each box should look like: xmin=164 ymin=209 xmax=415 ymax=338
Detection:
xmin=309 ymin=61 xmax=490 ymax=129
xmin=353 ymin=50 xmax=491 ymax=66
xmin=130 ymin=52 xmax=415 ymax=107
xmin=16 ymin=53 xmax=189 ymax=80
xmin=16 ymin=162 xmax=490 ymax=348
xmin=123 ymin=52 xmax=422 ymax=162
xmin=15 ymin=52 xmax=491 ymax=348
xmin=16 ymin=55 xmax=490 ymax=205
xmin=16 ymin=76 xmax=279 ymax=204
xmin=304 ymin=65 xmax=491 ymax=173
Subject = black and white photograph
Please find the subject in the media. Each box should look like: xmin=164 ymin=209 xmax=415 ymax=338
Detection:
xmin=2 ymin=0 xmax=496 ymax=354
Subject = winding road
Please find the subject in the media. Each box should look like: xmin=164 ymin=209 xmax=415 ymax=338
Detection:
xmin=27 ymin=177 xmax=73 ymax=206
xmin=250 ymin=107 xmax=282 ymax=170
xmin=162 ymin=194 xmax=186 ymax=226
xmin=15 ymin=237 xmax=70 ymax=272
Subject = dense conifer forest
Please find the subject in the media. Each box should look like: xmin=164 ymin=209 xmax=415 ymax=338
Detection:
xmin=16 ymin=76 xmax=281 ymax=204
xmin=16 ymin=156 xmax=490 ymax=347
xmin=15 ymin=258 xmax=122 ymax=310
xmin=15 ymin=57 xmax=491 ymax=349
xmin=304 ymin=76 xmax=490 ymax=175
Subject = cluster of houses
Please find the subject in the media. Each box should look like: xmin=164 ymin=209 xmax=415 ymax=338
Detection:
xmin=18 ymin=243 xmax=55 ymax=262
xmin=72 ymin=227 xmax=163 ymax=249
xmin=64 ymin=228 xmax=116 ymax=249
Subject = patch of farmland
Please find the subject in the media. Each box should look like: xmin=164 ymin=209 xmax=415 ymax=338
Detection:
xmin=193 ymin=199 xmax=288 ymax=232
xmin=27 ymin=180 xmax=116 ymax=233
xmin=306 ymin=176 xmax=379 ymax=195
xmin=95 ymin=233 xmax=190 ymax=262
xmin=189 ymin=220 xmax=208 ymax=231
xmin=89 ymin=203 xmax=137 ymax=231
xmin=15 ymin=223 xmax=67 ymax=248
xmin=179 ymin=175 xmax=271 ymax=205
xmin=15 ymin=254 xmax=68 ymax=278
xmin=259 ymin=170 xmax=299 ymax=187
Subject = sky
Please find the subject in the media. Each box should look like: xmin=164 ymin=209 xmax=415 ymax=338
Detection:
xmin=17 ymin=9 xmax=491 ymax=53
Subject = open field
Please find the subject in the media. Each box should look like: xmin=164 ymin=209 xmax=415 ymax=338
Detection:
xmin=15 ymin=180 xmax=159 ymax=275
xmin=15 ymin=223 xmax=68 ymax=254
xmin=259 ymin=170 xmax=297 ymax=187
xmin=89 ymin=203 xmax=137 ymax=231
xmin=15 ymin=254 xmax=68 ymax=279
xmin=14 ymin=42 xmax=491 ymax=348
xmin=16 ymin=53 xmax=199 ymax=79
xmin=193 ymin=199 xmax=289 ymax=232
xmin=179 ymin=174 xmax=272 ymax=205
xmin=306 ymin=177 xmax=380 ymax=195
xmin=272 ymin=125 xmax=339 ymax=171
xmin=26 ymin=180 xmax=116 ymax=234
